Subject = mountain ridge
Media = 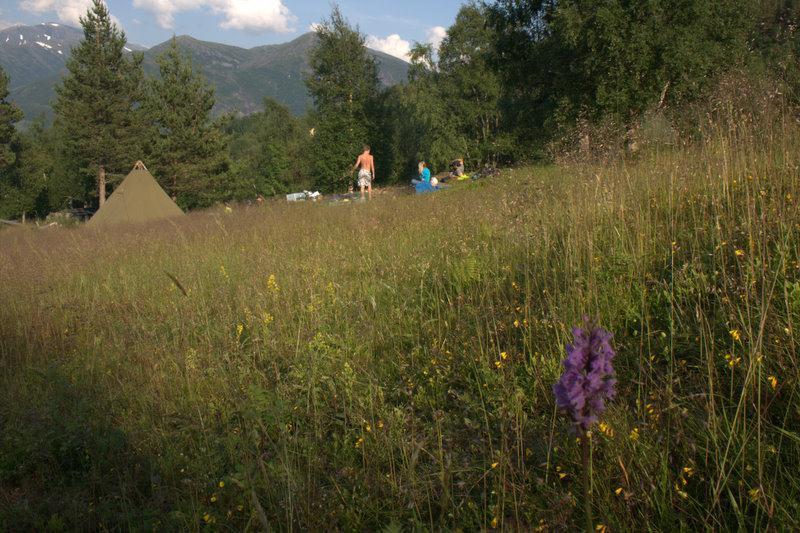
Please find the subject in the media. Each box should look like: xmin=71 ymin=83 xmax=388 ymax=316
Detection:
xmin=0 ymin=24 xmax=410 ymax=125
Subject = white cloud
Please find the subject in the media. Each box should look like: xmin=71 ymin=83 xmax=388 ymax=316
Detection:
xmin=426 ymin=26 xmax=447 ymax=51
xmin=19 ymin=0 xmax=93 ymax=26
xmin=20 ymin=0 xmax=123 ymax=28
xmin=129 ymin=0 xmax=195 ymax=29
xmin=308 ymin=22 xmax=322 ymax=33
xmin=215 ymin=0 xmax=294 ymax=32
xmin=132 ymin=0 xmax=295 ymax=32
xmin=366 ymin=33 xmax=411 ymax=62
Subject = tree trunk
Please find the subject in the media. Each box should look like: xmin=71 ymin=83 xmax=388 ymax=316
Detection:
xmin=98 ymin=165 xmax=106 ymax=207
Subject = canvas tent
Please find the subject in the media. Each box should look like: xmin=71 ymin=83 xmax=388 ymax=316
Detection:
xmin=87 ymin=162 xmax=184 ymax=227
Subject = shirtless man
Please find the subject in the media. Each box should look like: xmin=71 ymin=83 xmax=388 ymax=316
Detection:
xmin=352 ymin=145 xmax=375 ymax=200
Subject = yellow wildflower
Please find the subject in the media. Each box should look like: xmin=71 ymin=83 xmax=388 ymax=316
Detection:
xmin=491 ymin=517 xmax=498 ymax=528
xmin=730 ymin=329 xmax=741 ymax=342
xmin=267 ymin=274 xmax=280 ymax=294
xmin=749 ymin=487 xmax=760 ymax=502
xmin=598 ymin=422 xmax=614 ymax=437
xmin=500 ymin=351 xmax=508 ymax=360
xmin=725 ymin=353 xmax=741 ymax=368
xmin=735 ymin=249 xmax=745 ymax=257
xmin=682 ymin=466 xmax=694 ymax=477
xmin=494 ymin=361 xmax=503 ymax=369
xmin=615 ymin=487 xmax=624 ymax=495
xmin=236 ymin=324 xmax=244 ymax=339
xmin=355 ymin=437 xmax=364 ymax=448
xmin=629 ymin=428 xmax=640 ymax=442
xmin=262 ymin=312 xmax=274 ymax=326
xmin=491 ymin=462 xmax=499 ymax=469
xmin=596 ymin=525 xmax=608 ymax=533
xmin=365 ymin=424 xmax=372 ymax=433
xmin=210 ymin=494 xmax=217 ymax=503
xmin=219 ymin=481 xmax=225 ymax=488
xmin=203 ymin=513 xmax=212 ymax=523
xmin=513 ymin=319 xmax=520 ymax=328
xmin=377 ymin=420 xmax=384 ymax=429
xmin=768 ymin=376 xmax=778 ymax=390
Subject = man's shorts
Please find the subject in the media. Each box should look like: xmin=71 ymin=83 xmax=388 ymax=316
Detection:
xmin=358 ymin=169 xmax=372 ymax=188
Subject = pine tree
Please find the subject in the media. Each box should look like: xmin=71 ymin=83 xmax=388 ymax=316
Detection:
xmin=53 ymin=0 xmax=144 ymax=207
xmin=306 ymin=6 xmax=379 ymax=192
xmin=0 ymin=66 xmax=24 ymax=218
xmin=0 ymin=67 xmax=22 ymax=171
xmin=143 ymin=38 xmax=229 ymax=208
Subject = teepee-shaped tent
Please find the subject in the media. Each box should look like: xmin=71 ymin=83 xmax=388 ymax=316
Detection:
xmin=87 ymin=162 xmax=184 ymax=227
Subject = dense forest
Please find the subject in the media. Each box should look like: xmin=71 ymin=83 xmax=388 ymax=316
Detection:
xmin=0 ymin=0 xmax=798 ymax=219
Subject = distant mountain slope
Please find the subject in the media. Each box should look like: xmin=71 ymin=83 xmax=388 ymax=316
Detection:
xmin=0 ymin=23 xmax=146 ymax=126
xmin=0 ymin=24 xmax=410 ymax=125
xmin=146 ymin=32 xmax=409 ymax=115
xmin=0 ymin=23 xmax=82 ymax=90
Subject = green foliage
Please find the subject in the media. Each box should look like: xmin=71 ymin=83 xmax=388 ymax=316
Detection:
xmin=437 ymin=4 xmax=506 ymax=164
xmin=143 ymin=38 xmax=230 ymax=209
xmin=379 ymin=4 xmax=512 ymax=173
xmin=1 ymin=120 xmax=55 ymax=218
xmin=0 ymin=67 xmax=22 ymax=170
xmin=753 ymin=1 xmax=800 ymax=102
xmin=306 ymin=7 xmax=379 ymax=191
xmin=488 ymin=0 xmax=758 ymax=154
xmin=0 ymin=66 xmax=24 ymax=218
xmin=52 ymin=0 xmax=144 ymax=205
xmin=227 ymin=97 xmax=309 ymax=197
xmin=552 ymin=0 xmax=754 ymax=116
xmin=405 ymin=44 xmax=463 ymax=171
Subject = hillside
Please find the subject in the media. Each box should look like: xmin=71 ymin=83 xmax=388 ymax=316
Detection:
xmin=0 ymin=24 xmax=410 ymax=124
xmin=0 ymin=23 xmax=144 ymax=126
xmin=144 ymin=33 xmax=408 ymax=116
xmin=1 ymin=115 xmax=798 ymax=529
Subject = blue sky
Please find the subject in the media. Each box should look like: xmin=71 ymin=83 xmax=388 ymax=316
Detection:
xmin=0 ymin=1 xmax=463 ymax=59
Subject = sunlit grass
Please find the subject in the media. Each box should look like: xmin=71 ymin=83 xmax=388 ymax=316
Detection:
xmin=1 ymin=117 xmax=798 ymax=529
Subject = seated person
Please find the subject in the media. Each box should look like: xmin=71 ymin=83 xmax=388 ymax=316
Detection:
xmin=450 ymin=158 xmax=465 ymax=178
xmin=411 ymin=161 xmax=431 ymax=186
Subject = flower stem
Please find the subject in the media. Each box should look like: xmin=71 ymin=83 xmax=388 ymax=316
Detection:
xmin=582 ymin=433 xmax=593 ymax=533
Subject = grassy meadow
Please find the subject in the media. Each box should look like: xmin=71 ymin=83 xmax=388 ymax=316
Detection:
xmin=1 ymin=110 xmax=800 ymax=531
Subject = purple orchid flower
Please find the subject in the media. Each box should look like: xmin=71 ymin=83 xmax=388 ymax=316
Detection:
xmin=553 ymin=318 xmax=617 ymax=432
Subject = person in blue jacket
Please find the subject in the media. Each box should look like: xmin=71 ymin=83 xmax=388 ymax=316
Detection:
xmin=411 ymin=161 xmax=431 ymax=186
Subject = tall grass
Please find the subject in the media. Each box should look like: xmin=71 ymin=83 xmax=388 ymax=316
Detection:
xmin=1 ymin=103 xmax=799 ymax=530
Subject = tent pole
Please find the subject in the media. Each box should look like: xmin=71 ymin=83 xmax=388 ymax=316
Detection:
xmin=98 ymin=165 xmax=107 ymax=207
